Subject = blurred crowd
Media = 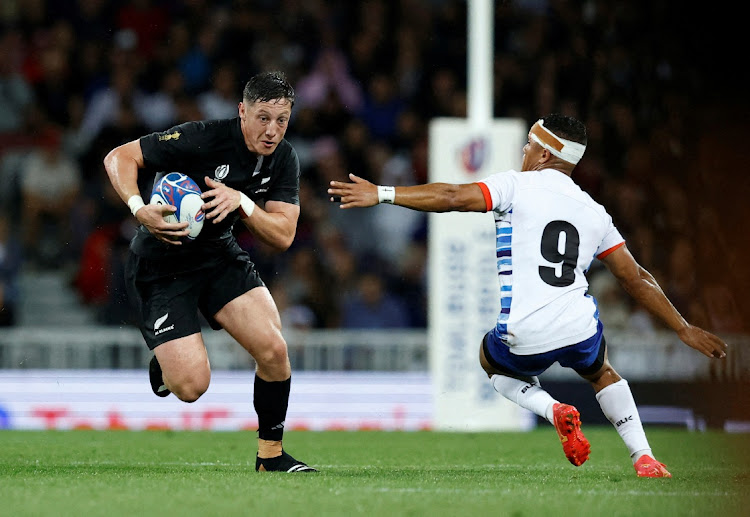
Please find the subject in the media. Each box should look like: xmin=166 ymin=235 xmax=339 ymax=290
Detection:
xmin=0 ymin=0 xmax=746 ymax=334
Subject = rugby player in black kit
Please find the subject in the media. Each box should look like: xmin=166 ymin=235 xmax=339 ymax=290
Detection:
xmin=104 ymin=71 xmax=316 ymax=472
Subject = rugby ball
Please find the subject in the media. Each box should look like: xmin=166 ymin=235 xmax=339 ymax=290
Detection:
xmin=150 ymin=173 xmax=205 ymax=240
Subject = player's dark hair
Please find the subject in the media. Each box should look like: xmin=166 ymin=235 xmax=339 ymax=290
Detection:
xmin=243 ymin=71 xmax=295 ymax=107
xmin=541 ymin=113 xmax=587 ymax=146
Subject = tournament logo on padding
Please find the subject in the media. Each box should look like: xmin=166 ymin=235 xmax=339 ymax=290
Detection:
xmin=459 ymin=136 xmax=489 ymax=175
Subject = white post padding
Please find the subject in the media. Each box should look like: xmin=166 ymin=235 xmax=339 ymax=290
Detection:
xmin=428 ymin=117 xmax=531 ymax=431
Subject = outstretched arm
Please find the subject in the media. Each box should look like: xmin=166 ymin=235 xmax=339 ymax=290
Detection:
xmin=328 ymin=173 xmax=488 ymax=212
xmin=601 ymin=244 xmax=727 ymax=359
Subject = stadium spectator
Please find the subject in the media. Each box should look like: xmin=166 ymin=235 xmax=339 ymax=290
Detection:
xmin=0 ymin=31 xmax=34 ymax=134
xmin=19 ymin=126 xmax=82 ymax=268
xmin=76 ymin=67 xmax=147 ymax=151
xmin=296 ymin=47 xmax=363 ymax=113
xmin=114 ymin=0 xmax=170 ymax=60
xmin=31 ymin=26 xmax=76 ymax=127
xmin=341 ymin=272 xmax=410 ymax=329
xmin=328 ymin=113 xmax=728 ymax=477
xmin=178 ymin=24 xmax=220 ymax=95
xmin=138 ymin=67 xmax=185 ymax=131
xmin=279 ymin=247 xmax=335 ymax=329
xmin=268 ymin=279 xmax=316 ymax=331
xmin=62 ymin=0 xmax=115 ymax=45
xmin=197 ymin=62 xmax=241 ymax=120
xmin=358 ymin=73 xmax=405 ymax=144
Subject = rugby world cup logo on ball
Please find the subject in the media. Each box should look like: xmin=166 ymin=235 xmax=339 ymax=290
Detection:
xmin=150 ymin=173 xmax=205 ymax=240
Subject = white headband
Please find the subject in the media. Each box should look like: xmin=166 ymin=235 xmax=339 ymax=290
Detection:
xmin=529 ymin=119 xmax=586 ymax=165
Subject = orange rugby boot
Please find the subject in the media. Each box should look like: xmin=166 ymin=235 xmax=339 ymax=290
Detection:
xmin=552 ymin=403 xmax=591 ymax=466
xmin=634 ymin=455 xmax=672 ymax=478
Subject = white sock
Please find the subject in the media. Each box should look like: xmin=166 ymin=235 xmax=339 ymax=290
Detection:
xmin=491 ymin=374 xmax=557 ymax=424
xmin=595 ymin=379 xmax=653 ymax=463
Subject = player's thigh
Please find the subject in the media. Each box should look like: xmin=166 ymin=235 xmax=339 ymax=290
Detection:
xmin=213 ymin=287 xmax=288 ymax=364
xmin=479 ymin=338 xmax=502 ymax=377
xmin=154 ymin=332 xmax=211 ymax=392
xmin=198 ymin=251 xmax=265 ymax=331
xmin=480 ymin=328 xmax=551 ymax=379
xmin=479 ymin=339 xmax=536 ymax=383
xmin=125 ymin=252 xmax=205 ymax=350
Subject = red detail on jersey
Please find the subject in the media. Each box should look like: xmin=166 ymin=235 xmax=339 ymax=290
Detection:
xmin=597 ymin=241 xmax=625 ymax=259
xmin=477 ymin=182 xmax=492 ymax=212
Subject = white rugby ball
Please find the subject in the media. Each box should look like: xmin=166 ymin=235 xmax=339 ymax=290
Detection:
xmin=150 ymin=172 xmax=205 ymax=240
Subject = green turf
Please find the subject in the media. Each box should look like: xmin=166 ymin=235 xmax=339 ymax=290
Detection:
xmin=1 ymin=428 xmax=748 ymax=517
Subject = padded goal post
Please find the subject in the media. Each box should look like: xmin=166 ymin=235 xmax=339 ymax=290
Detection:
xmin=427 ymin=117 xmax=534 ymax=431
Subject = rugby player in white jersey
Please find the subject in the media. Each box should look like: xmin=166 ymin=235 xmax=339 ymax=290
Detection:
xmin=328 ymin=113 xmax=728 ymax=478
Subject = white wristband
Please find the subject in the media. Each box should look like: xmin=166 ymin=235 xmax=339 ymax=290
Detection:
xmin=127 ymin=195 xmax=145 ymax=217
xmin=377 ymin=185 xmax=395 ymax=204
xmin=239 ymin=192 xmax=256 ymax=218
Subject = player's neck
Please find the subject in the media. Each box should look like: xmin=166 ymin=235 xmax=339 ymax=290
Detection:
xmin=529 ymin=162 xmax=574 ymax=176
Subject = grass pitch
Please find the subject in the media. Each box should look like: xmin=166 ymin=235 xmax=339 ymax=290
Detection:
xmin=1 ymin=428 xmax=748 ymax=517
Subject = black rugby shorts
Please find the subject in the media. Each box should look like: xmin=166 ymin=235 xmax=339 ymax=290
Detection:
xmin=125 ymin=250 xmax=265 ymax=350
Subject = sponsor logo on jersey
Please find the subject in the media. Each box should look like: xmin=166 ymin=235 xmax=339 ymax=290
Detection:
xmin=158 ymin=131 xmax=181 ymax=141
xmin=254 ymin=188 xmax=268 ymax=194
xmin=214 ymin=164 xmax=230 ymax=181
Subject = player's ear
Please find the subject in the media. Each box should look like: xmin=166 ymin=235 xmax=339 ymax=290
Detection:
xmin=238 ymin=102 xmax=245 ymax=119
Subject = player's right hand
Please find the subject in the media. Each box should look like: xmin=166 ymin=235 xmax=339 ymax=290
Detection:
xmin=677 ymin=325 xmax=728 ymax=359
xmin=136 ymin=204 xmax=190 ymax=245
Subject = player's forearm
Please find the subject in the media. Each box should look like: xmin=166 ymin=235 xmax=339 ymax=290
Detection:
xmin=240 ymin=209 xmax=297 ymax=251
xmin=622 ymin=267 xmax=689 ymax=333
xmin=329 ymin=174 xmax=487 ymax=212
xmin=389 ymin=183 xmax=453 ymax=212
xmin=391 ymin=183 xmax=481 ymax=212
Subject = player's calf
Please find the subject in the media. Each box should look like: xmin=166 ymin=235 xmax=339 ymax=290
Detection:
xmin=149 ymin=356 xmax=171 ymax=398
xmin=150 ymin=355 xmax=209 ymax=402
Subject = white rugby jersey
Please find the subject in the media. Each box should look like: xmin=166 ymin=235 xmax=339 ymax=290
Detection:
xmin=477 ymin=168 xmax=625 ymax=355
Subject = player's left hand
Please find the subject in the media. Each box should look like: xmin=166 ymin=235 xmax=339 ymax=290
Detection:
xmin=201 ymin=176 xmax=241 ymax=223
xmin=677 ymin=324 xmax=728 ymax=359
xmin=328 ymin=173 xmax=379 ymax=208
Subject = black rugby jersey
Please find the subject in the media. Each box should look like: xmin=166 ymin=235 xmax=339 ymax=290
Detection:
xmin=131 ymin=118 xmax=300 ymax=260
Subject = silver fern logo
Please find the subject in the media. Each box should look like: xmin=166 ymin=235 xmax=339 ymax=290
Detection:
xmin=154 ymin=313 xmax=169 ymax=330
xmin=154 ymin=313 xmax=174 ymax=335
